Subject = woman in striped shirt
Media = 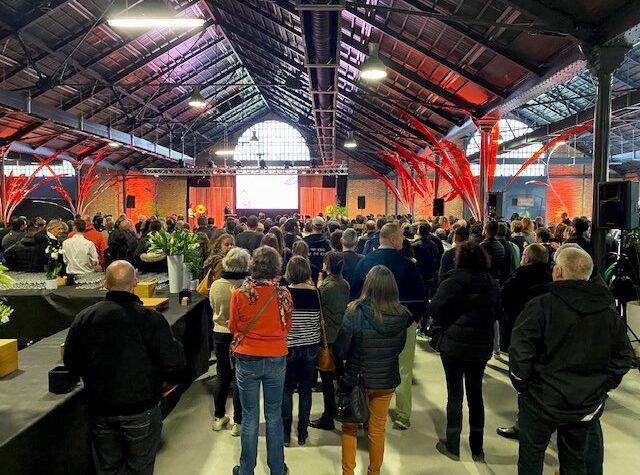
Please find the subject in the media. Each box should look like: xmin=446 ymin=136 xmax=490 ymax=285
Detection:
xmin=282 ymin=255 xmax=321 ymax=447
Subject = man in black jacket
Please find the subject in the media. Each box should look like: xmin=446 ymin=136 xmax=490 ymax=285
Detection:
xmin=340 ymin=228 xmax=364 ymax=299
xmin=510 ymin=246 xmax=633 ymax=475
xmin=480 ymin=220 xmax=505 ymax=282
xmin=235 ymin=215 xmax=265 ymax=254
xmin=64 ymin=261 xmax=185 ymax=475
xmin=4 ymin=225 xmax=38 ymax=271
xmin=353 ymin=223 xmax=426 ymax=430
xmin=303 ymin=216 xmax=331 ymax=270
xmin=32 ymin=219 xmax=67 ymax=272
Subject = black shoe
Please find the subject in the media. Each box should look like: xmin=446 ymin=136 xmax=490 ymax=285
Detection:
xmin=496 ymin=426 xmax=519 ymax=440
xmin=309 ymin=417 xmax=334 ymax=431
xmin=284 ymin=432 xmax=291 ymax=447
xmin=435 ymin=441 xmax=460 ymax=461
xmin=283 ymin=464 xmax=289 ymax=475
xmin=472 ymin=451 xmax=486 ymax=463
xmin=232 ymin=466 xmax=240 ymax=475
xmin=298 ymin=431 xmax=307 ymax=446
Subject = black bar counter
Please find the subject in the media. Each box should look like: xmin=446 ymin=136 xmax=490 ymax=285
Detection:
xmin=0 ymin=294 xmax=209 ymax=475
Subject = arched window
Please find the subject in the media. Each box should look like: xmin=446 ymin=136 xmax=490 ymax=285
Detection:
xmin=3 ymin=160 xmax=76 ymax=177
xmin=234 ymin=120 xmax=310 ymax=163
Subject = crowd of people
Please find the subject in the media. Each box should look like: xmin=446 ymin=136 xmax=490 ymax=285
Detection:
xmin=5 ymin=208 xmax=634 ymax=475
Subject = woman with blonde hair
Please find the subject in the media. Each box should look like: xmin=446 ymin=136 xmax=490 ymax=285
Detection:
xmin=203 ymin=233 xmax=235 ymax=282
xmin=521 ymin=217 xmax=536 ymax=244
xmin=333 ymin=265 xmax=411 ymax=475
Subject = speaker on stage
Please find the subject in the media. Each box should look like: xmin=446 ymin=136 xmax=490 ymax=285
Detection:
xmin=597 ymin=181 xmax=639 ymax=229
xmin=357 ymin=196 xmax=366 ymax=210
xmin=126 ymin=195 xmax=136 ymax=209
xmin=433 ymin=198 xmax=444 ymax=216
xmin=488 ymin=192 xmax=504 ymax=217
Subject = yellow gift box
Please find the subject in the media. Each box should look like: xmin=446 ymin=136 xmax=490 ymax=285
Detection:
xmin=134 ymin=281 xmax=156 ymax=298
xmin=0 ymin=339 xmax=18 ymax=378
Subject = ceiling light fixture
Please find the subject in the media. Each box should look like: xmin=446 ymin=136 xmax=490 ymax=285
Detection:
xmin=250 ymin=131 xmax=259 ymax=143
xmin=259 ymin=159 xmax=267 ymax=169
xmin=360 ymin=43 xmax=387 ymax=81
xmin=108 ymin=142 xmax=122 ymax=150
xmin=107 ymin=17 xmax=205 ymax=29
xmin=188 ymin=85 xmax=207 ymax=109
xmin=214 ymin=150 xmax=235 ymax=156
xmin=344 ymin=131 xmax=357 ymax=149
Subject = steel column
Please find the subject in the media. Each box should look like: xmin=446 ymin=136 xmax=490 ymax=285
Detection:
xmin=590 ymin=45 xmax=629 ymax=273
xmin=479 ymin=130 xmax=491 ymax=221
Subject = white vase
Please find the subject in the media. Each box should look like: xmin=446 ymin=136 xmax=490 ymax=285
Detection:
xmin=45 ymin=279 xmax=58 ymax=290
xmin=167 ymin=255 xmax=184 ymax=293
xmin=190 ymin=279 xmax=198 ymax=291
xmin=182 ymin=264 xmax=192 ymax=290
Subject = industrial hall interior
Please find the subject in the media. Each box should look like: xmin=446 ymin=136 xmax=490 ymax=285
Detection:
xmin=1 ymin=1 xmax=640 ymax=475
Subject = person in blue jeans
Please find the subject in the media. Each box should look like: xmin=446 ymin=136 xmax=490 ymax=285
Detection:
xmin=229 ymin=246 xmax=294 ymax=475
xmin=282 ymin=256 xmax=322 ymax=446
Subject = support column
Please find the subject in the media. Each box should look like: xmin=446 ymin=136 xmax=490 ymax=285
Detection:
xmin=433 ymin=152 xmax=441 ymax=198
xmin=0 ymin=144 xmax=8 ymax=220
xmin=477 ymin=120 xmax=497 ymax=221
xmin=590 ymin=45 xmax=629 ymax=272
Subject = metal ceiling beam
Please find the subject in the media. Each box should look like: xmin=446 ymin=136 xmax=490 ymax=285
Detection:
xmin=500 ymin=1 xmax=586 ymax=38
xmin=224 ymin=0 xmax=302 ymax=38
xmin=341 ymin=34 xmax=479 ymax=114
xmin=398 ymin=0 xmax=542 ymax=75
xmin=346 ymin=5 xmax=507 ymax=98
xmin=0 ymin=0 xmax=67 ymax=43
xmin=0 ymin=88 xmax=192 ymax=164
xmin=206 ymin=107 xmax=270 ymax=143
xmin=0 ymin=121 xmax=44 ymax=144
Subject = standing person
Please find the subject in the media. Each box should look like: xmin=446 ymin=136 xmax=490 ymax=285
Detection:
xmin=439 ymin=226 xmax=469 ymax=279
xmin=235 ymin=215 xmax=264 ymax=254
xmin=282 ymin=256 xmax=321 ymax=446
xmin=283 ymin=218 xmax=301 ymax=251
xmin=210 ymin=248 xmax=250 ymax=437
xmin=412 ymin=223 xmax=439 ymax=297
xmin=355 ymin=220 xmax=376 ymax=254
xmin=196 ymin=216 xmax=214 ymax=240
xmin=310 ymin=251 xmax=350 ymax=430
xmin=510 ymin=246 xmax=633 ymax=475
xmin=229 ymin=246 xmax=293 ymax=475
xmin=303 ymin=216 xmax=331 ymax=271
xmin=362 ymin=218 xmax=386 ymax=254
xmin=32 ymin=219 xmax=67 ymax=272
xmin=292 ymin=240 xmax=320 ymax=285
xmin=497 ymin=244 xmax=552 ymax=440
xmin=62 ymin=219 xmax=100 ymax=275
xmin=561 ymin=212 xmax=572 ymax=226
xmin=1 ymin=217 xmax=26 ymax=251
xmin=334 ymin=265 xmax=411 ymax=475
xmin=496 ymin=222 xmax=514 ymax=283
xmin=339 ymin=229 xmax=363 ymax=299
xmin=203 ymin=234 xmax=235 ymax=282
xmin=68 ymin=215 xmax=108 ymax=267
xmin=566 ymin=216 xmax=594 ymax=257
xmin=480 ymin=220 xmax=505 ymax=282
xmin=521 ymin=217 xmax=536 ymax=245
xmin=352 ymin=223 xmax=426 ymax=431
xmin=511 ymin=220 xmax=527 ymax=255
xmin=64 ymin=261 xmax=185 ymax=475
xmin=430 ymin=242 xmax=500 ymax=462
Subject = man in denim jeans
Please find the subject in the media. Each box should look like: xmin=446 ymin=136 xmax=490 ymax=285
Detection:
xmin=64 ymin=260 xmax=185 ymax=474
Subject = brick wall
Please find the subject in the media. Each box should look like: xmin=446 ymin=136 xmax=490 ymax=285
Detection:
xmin=156 ymin=177 xmax=187 ymax=217
xmin=346 ymin=160 xmax=387 ymax=217
xmin=547 ymin=164 xmax=592 ymax=223
xmin=85 ymin=177 xmax=122 ymax=217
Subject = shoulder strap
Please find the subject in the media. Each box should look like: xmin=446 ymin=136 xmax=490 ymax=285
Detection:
xmin=316 ymin=288 xmax=329 ymax=349
xmin=234 ymin=287 xmax=278 ymax=346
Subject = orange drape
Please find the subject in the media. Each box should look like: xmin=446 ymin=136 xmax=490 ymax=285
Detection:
xmin=188 ymin=176 xmax=234 ymax=228
xmin=299 ymin=187 xmax=335 ymax=217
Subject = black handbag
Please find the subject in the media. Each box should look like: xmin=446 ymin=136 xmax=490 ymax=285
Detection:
xmin=426 ymin=321 xmax=445 ymax=352
xmin=334 ymin=313 xmax=369 ymax=424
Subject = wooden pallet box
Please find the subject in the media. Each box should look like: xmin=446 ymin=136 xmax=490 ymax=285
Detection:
xmin=0 ymin=339 xmax=18 ymax=378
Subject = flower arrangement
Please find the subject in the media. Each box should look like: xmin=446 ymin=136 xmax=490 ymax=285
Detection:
xmin=0 ymin=263 xmax=15 ymax=325
xmin=44 ymin=244 xmax=64 ymax=280
xmin=147 ymin=228 xmax=203 ymax=280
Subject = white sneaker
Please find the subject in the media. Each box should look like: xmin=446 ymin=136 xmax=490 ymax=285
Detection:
xmin=231 ymin=423 xmax=241 ymax=437
xmin=212 ymin=416 xmax=230 ymax=431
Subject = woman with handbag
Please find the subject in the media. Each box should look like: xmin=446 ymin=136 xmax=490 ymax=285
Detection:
xmin=209 ymin=247 xmax=250 ymax=436
xmin=202 ymin=233 xmax=235 ymax=283
xmin=229 ymin=246 xmax=293 ymax=475
xmin=429 ymin=241 xmax=500 ymax=462
xmin=310 ymin=251 xmax=350 ymax=431
xmin=282 ymin=255 xmax=322 ymax=446
xmin=333 ymin=265 xmax=411 ymax=475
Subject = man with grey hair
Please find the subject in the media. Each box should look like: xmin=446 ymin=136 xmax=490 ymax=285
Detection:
xmin=340 ymin=228 xmax=363 ymax=298
xmin=64 ymin=260 xmax=185 ymax=475
xmin=510 ymin=246 xmax=633 ymax=474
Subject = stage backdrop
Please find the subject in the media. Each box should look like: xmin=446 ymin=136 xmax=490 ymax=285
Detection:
xmin=188 ymin=176 xmax=234 ymax=227
xmin=299 ymin=176 xmax=335 ymax=218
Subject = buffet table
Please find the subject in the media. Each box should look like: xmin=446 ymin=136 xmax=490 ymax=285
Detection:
xmin=0 ymin=293 xmax=209 ymax=475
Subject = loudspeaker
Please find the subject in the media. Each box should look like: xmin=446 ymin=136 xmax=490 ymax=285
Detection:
xmin=597 ymin=181 xmax=639 ymax=229
xmin=322 ymin=176 xmax=336 ymax=187
xmin=126 ymin=195 xmax=135 ymax=209
xmin=433 ymin=198 xmax=445 ymax=216
xmin=357 ymin=196 xmax=366 ymax=210
xmin=187 ymin=176 xmax=210 ymax=187
xmin=488 ymin=192 xmax=504 ymax=217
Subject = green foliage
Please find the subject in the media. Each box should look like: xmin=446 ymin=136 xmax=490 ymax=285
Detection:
xmin=0 ymin=264 xmax=14 ymax=325
xmin=147 ymin=229 xmax=200 ymax=257
xmin=325 ymin=204 xmax=348 ymax=218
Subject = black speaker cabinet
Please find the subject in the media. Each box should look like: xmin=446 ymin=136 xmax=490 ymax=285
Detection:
xmin=125 ymin=195 xmax=136 ymax=209
xmin=488 ymin=192 xmax=504 ymax=217
xmin=597 ymin=181 xmax=639 ymax=230
xmin=357 ymin=196 xmax=366 ymax=210
xmin=433 ymin=198 xmax=445 ymax=216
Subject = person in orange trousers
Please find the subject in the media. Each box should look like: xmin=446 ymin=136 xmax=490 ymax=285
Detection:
xmin=332 ymin=265 xmax=412 ymax=475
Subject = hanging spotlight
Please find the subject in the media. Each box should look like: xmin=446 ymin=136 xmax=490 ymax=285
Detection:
xmin=108 ymin=18 xmax=205 ymax=29
xmin=250 ymin=131 xmax=259 ymax=143
xmin=259 ymin=159 xmax=267 ymax=169
xmin=214 ymin=150 xmax=235 ymax=156
xmin=188 ymin=85 xmax=207 ymax=109
xmin=107 ymin=142 xmax=122 ymax=150
xmin=344 ymin=131 xmax=357 ymax=149
xmin=360 ymin=43 xmax=387 ymax=81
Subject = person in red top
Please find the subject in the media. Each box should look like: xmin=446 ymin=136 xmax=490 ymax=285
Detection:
xmin=229 ymin=246 xmax=293 ymax=475
xmin=68 ymin=215 xmax=108 ymax=267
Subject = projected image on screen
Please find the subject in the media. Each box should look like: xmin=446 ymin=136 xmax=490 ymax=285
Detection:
xmin=236 ymin=175 xmax=299 ymax=209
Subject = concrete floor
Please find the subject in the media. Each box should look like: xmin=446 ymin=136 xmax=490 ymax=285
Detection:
xmin=155 ymin=340 xmax=640 ymax=475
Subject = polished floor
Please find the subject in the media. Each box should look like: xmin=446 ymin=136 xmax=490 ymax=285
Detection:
xmin=155 ymin=340 xmax=640 ymax=475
